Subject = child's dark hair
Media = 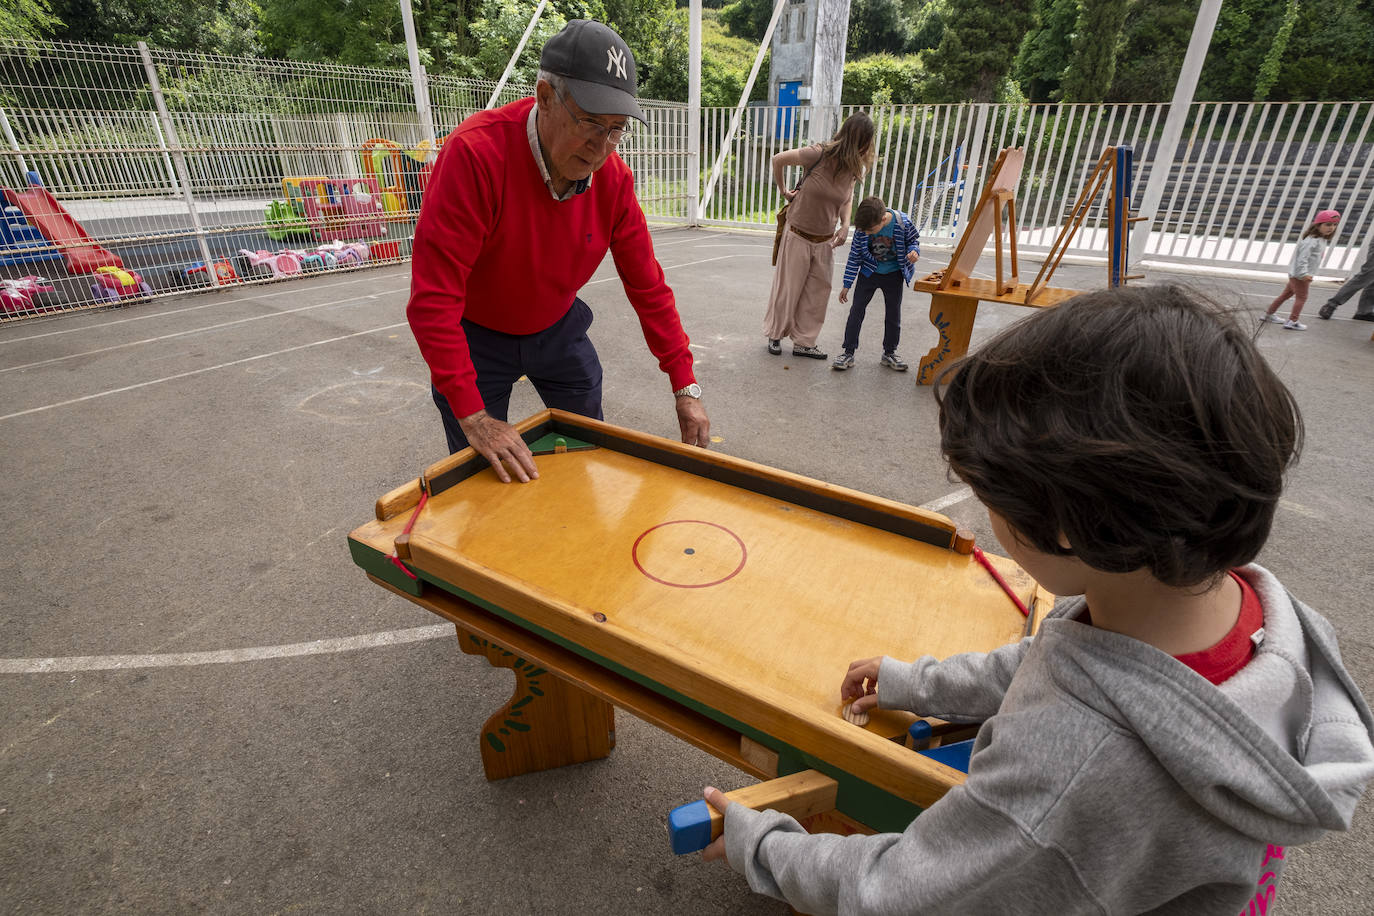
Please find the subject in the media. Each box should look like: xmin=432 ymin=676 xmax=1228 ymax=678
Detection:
xmin=855 ymin=196 xmax=887 ymax=231
xmin=935 ymin=285 xmax=1302 ymax=587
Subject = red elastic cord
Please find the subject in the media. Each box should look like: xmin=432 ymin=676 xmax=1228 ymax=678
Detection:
xmin=387 ymin=487 xmax=430 ymax=581
xmin=972 ymin=546 xmax=1031 ymax=617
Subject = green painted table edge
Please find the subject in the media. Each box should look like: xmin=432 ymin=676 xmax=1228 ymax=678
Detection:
xmin=348 ymin=535 xmax=924 ymax=834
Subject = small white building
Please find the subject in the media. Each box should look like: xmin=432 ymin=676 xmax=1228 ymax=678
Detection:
xmin=768 ymin=0 xmax=851 ymax=142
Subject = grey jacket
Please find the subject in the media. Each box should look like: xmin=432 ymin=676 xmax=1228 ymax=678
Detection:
xmin=724 ymin=565 xmax=1374 ymax=915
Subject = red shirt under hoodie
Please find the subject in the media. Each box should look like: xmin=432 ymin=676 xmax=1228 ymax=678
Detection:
xmin=406 ymin=98 xmax=696 ymax=419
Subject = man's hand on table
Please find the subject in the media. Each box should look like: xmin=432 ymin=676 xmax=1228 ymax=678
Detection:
xmin=676 ymin=396 xmax=711 ymax=448
xmin=458 ymin=409 xmax=539 ymax=483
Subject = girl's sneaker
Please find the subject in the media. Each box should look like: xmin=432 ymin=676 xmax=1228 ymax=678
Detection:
xmin=793 ymin=344 xmax=828 ymax=359
xmin=1283 ymin=320 xmax=1307 ymax=330
xmin=1260 ymin=314 xmax=1284 ymax=324
xmin=831 ymin=351 xmax=855 ymax=370
xmin=880 ymin=351 xmax=909 ymax=371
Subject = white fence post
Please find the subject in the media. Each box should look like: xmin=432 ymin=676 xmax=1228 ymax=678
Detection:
xmin=137 ymin=42 xmax=219 ymax=287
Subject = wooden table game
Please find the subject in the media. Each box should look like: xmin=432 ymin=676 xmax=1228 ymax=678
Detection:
xmin=348 ymin=410 xmax=1052 ymax=837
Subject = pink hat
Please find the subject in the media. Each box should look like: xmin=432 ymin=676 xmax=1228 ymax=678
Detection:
xmin=1314 ymin=209 xmax=1342 ymax=224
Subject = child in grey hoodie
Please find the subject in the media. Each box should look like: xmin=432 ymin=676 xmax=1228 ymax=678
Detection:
xmin=702 ymin=285 xmax=1374 ymax=915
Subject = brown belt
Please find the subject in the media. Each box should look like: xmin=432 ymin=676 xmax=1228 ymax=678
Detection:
xmin=789 ymin=225 xmax=834 ymax=244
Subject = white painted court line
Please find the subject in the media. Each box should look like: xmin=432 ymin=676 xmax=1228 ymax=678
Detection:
xmin=920 ymin=487 xmax=974 ymax=513
xmin=2 ymin=487 xmax=981 ymax=675
xmin=0 ymin=322 xmax=408 ymax=422
xmin=1 ymin=286 xmax=410 ymax=374
xmin=0 ymin=274 xmax=394 ymax=346
xmin=0 ymin=624 xmax=454 ymax=674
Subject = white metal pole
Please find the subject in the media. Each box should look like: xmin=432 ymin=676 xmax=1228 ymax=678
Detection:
xmin=1130 ymin=0 xmax=1222 ymax=264
xmin=0 ymin=108 xmax=29 ymax=177
xmin=399 ymin=0 xmax=438 ymax=147
xmin=699 ymin=0 xmax=787 ymax=212
xmin=488 ymin=0 xmax=549 ymax=110
xmin=688 ymin=0 xmax=702 ymax=224
xmin=137 ymin=42 xmax=219 ymax=287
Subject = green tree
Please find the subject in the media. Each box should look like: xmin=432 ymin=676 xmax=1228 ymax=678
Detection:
xmin=848 ymin=0 xmax=912 ymax=57
xmin=720 ymin=0 xmax=772 ymax=42
xmin=1105 ymin=0 xmax=1195 ymax=102
xmin=923 ymin=0 xmax=1033 ymax=101
xmin=1252 ymin=0 xmax=1298 ymax=102
xmin=842 ymin=52 xmax=926 ymax=104
xmin=50 ymin=0 xmax=259 ymax=55
xmin=1013 ymin=0 xmax=1079 ymax=101
xmin=1 ymin=0 xmax=63 ymax=42
xmin=905 ymin=0 xmax=950 ymax=52
xmin=1059 ymin=0 xmax=1128 ymax=101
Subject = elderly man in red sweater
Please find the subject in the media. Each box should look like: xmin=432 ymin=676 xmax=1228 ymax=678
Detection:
xmin=406 ymin=19 xmax=709 ymax=482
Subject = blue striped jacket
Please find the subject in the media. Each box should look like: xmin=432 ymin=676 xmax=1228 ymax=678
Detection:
xmin=842 ymin=208 xmax=920 ymax=288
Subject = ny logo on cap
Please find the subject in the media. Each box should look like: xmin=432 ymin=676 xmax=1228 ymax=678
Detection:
xmin=606 ymin=46 xmax=627 ymax=80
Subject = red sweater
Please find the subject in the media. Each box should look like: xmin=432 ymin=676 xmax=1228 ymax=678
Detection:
xmin=406 ymin=98 xmax=696 ymax=418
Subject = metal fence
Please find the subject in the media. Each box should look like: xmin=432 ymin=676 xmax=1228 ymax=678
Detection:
xmin=699 ymin=100 xmax=1374 ymax=279
xmin=2 ymin=38 xmax=1371 ymax=323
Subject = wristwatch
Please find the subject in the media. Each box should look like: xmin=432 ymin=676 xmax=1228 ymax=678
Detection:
xmin=673 ymin=383 xmax=703 ymax=399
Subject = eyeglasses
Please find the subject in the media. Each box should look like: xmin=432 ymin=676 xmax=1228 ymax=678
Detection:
xmin=554 ymin=88 xmax=631 ymax=146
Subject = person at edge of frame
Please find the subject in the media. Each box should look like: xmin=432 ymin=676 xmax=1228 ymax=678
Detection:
xmin=405 ymin=19 xmax=709 ymax=481
xmin=701 ymin=285 xmax=1374 ymax=915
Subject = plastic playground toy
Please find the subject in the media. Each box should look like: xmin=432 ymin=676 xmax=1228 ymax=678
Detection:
xmin=1 ymin=275 xmax=58 ymax=314
xmin=264 ymin=200 xmax=312 ymax=241
xmin=90 ymin=265 xmax=151 ymax=302
xmin=166 ymin=259 xmax=241 ymax=288
xmin=239 ymin=248 xmax=304 ymax=280
xmin=287 ymin=249 xmax=334 ymax=271
xmin=1 ymin=205 xmax=64 ymax=266
xmin=316 ymin=239 xmax=370 ymax=267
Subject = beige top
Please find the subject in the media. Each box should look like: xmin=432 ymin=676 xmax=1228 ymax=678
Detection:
xmin=787 ymin=144 xmax=858 ymax=236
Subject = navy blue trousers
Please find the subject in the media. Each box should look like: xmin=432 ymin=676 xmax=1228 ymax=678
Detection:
xmin=431 ymin=298 xmax=604 ymax=454
xmin=842 ymin=270 xmax=904 ymax=354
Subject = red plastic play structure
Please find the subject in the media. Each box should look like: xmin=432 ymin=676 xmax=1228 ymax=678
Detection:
xmin=294 ymin=178 xmax=387 ymax=241
xmin=1 ymin=187 xmax=122 ymax=274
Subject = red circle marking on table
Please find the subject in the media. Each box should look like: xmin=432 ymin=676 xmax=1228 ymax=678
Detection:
xmin=631 ymin=520 xmax=747 ymax=588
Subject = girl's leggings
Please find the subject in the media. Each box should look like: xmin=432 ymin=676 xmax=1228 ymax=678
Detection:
xmin=1266 ymin=276 xmax=1312 ymax=320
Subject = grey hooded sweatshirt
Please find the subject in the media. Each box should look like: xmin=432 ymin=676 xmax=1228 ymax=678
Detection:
xmin=724 ymin=564 xmax=1374 ymax=915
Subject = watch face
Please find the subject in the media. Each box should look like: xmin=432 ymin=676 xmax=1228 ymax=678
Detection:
xmin=676 ymin=383 xmax=701 ymax=398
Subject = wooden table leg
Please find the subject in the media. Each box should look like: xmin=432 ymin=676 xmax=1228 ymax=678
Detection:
xmin=917 ymin=292 xmax=979 ymax=385
xmin=457 ymin=625 xmax=616 ymax=781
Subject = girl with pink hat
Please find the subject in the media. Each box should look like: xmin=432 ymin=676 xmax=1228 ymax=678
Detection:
xmin=1262 ymin=209 xmax=1341 ymax=330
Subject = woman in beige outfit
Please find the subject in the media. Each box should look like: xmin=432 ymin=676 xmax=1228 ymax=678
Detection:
xmin=764 ymin=113 xmax=876 ymax=359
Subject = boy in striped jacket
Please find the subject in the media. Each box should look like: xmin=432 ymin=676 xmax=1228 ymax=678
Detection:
xmin=833 ymin=196 xmax=920 ymax=371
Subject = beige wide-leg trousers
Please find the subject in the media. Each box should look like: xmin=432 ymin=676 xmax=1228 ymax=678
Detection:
xmin=763 ymin=229 xmax=834 ymax=347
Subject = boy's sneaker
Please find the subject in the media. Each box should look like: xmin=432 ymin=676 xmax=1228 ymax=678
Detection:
xmin=1282 ymin=320 xmax=1307 ymax=331
xmin=767 ymin=338 xmax=781 ymax=355
xmin=1260 ymin=314 xmax=1284 ymax=324
xmin=793 ymin=344 xmax=828 ymax=359
xmin=831 ymin=351 xmax=855 ymax=370
xmin=880 ymin=351 xmax=909 ymax=371
xmin=1318 ymin=303 xmax=1335 ymax=320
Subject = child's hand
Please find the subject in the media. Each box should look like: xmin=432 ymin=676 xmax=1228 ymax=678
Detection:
xmin=839 ymin=287 xmax=849 ymax=303
xmin=907 ymin=251 xmax=919 ymax=263
xmin=702 ymin=786 xmax=732 ymax=863
xmin=840 ymin=656 xmax=883 ymax=716
xmin=831 ymin=229 xmax=848 ymax=249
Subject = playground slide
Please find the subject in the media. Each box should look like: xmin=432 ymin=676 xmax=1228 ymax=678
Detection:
xmin=2 ymin=187 xmax=122 ymax=273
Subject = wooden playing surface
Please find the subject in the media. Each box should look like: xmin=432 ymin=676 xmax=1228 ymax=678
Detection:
xmin=349 ymin=414 xmax=1048 ymax=803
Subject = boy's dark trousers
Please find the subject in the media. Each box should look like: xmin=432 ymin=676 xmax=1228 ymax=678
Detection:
xmin=843 ymin=270 xmax=905 ymax=353
xmin=431 ymin=298 xmax=604 ymax=454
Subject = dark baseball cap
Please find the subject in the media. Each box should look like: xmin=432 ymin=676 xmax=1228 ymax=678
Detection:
xmin=539 ymin=19 xmax=645 ymax=123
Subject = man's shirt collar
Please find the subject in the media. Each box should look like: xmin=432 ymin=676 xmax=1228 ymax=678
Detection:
xmin=527 ymin=104 xmax=590 ymax=201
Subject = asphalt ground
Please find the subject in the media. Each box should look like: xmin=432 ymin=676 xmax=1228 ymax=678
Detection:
xmin=2 ymin=226 xmax=1371 ymax=914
